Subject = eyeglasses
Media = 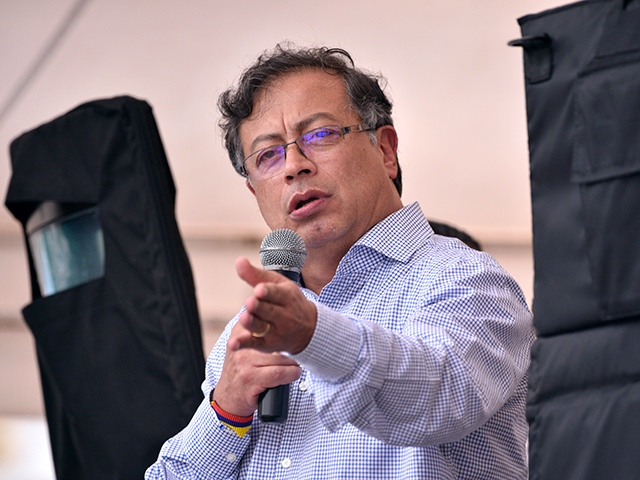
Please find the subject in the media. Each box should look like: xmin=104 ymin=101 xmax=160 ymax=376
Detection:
xmin=241 ymin=124 xmax=374 ymax=181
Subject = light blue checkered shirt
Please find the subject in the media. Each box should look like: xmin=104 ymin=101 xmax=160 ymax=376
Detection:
xmin=146 ymin=202 xmax=535 ymax=479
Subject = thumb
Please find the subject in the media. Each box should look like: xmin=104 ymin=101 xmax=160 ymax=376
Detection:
xmin=235 ymin=256 xmax=286 ymax=288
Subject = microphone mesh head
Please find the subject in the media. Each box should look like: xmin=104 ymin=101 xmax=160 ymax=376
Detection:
xmin=260 ymin=228 xmax=306 ymax=272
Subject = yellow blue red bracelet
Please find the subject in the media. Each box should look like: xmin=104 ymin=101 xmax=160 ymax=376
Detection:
xmin=210 ymin=391 xmax=253 ymax=438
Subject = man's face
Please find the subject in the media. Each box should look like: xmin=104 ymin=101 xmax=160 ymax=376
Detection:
xmin=239 ymin=68 xmax=400 ymax=255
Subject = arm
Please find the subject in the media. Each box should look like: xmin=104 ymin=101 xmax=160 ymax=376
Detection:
xmin=218 ymin=253 xmax=533 ymax=447
xmin=293 ymin=257 xmax=534 ymax=446
xmin=145 ymin=320 xmax=250 ymax=480
xmin=145 ymin=318 xmax=302 ymax=479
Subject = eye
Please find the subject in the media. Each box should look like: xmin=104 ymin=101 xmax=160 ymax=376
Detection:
xmin=303 ymin=126 xmax=340 ymax=147
xmin=255 ymin=147 xmax=283 ymax=169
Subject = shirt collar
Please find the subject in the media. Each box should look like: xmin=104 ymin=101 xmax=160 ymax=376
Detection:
xmin=351 ymin=202 xmax=433 ymax=263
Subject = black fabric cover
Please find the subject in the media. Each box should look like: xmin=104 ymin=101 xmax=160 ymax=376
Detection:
xmin=5 ymin=96 xmax=205 ymax=479
xmin=512 ymin=1 xmax=640 ymax=478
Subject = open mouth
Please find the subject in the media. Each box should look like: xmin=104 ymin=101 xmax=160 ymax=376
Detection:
xmin=296 ymin=197 xmax=318 ymax=210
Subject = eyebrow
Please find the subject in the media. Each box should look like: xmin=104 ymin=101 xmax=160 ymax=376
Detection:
xmin=247 ymin=112 xmax=339 ymax=153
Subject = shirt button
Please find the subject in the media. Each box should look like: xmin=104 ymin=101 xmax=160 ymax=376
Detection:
xmin=298 ymin=381 xmax=308 ymax=392
xmin=225 ymin=453 xmax=237 ymax=463
xmin=281 ymin=458 xmax=292 ymax=469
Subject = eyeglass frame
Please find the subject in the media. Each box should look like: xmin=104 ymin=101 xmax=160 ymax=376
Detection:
xmin=240 ymin=123 xmax=374 ymax=180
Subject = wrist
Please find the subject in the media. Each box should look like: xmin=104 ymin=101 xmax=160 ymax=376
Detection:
xmin=210 ymin=390 xmax=254 ymax=438
xmin=211 ymin=386 xmax=255 ymax=418
xmin=289 ymin=300 xmax=317 ymax=355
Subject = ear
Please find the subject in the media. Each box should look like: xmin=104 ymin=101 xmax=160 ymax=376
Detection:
xmin=377 ymin=126 xmax=399 ymax=180
xmin=245 ymin=178 xmax=256 ymax=196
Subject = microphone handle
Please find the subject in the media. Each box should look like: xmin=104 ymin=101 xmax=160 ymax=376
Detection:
xmin=257 ymin=268 xmax=300 ymax=423
xmin=274 ymin=269 xmax=300 ymax=282
xmin=258 ymin=384 xmax=290 ymax=423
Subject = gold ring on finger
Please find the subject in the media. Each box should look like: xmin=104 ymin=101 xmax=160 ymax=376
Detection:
xmin=251 ymin=322 xmax=271 ymax=338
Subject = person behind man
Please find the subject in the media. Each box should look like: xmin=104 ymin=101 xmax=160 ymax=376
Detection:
xmin=146 ymin=43 xmax=535 ymax=479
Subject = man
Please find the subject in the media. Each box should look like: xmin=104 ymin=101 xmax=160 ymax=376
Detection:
xmin=146 ymin=44 xmax=534 ymax=479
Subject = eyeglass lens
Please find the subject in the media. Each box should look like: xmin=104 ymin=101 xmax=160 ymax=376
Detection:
xmin=250 ymin=126 xmax=343 ymax=178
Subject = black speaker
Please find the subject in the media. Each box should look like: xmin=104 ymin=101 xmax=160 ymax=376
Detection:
xmin=5 ymin=96 xmax=205 ymax=479
xmin=511 ymin=1 xmax=640 ymax=478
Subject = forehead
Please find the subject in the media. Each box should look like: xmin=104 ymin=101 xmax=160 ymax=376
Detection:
xmin=257 ymin=68 xmax=348 ymax=115
xmin=239 ymin=69 xmax=353 ymax=146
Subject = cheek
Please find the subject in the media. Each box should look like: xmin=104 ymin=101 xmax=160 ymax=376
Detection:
xmin=253 ymin=188 xmax=282 ymax=224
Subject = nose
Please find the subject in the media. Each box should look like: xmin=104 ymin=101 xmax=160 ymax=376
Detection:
xmin=283 ymin=142 xmax=316 ymax=179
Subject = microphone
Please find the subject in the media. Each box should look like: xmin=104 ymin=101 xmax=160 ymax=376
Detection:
xmin=257 ymin=228 xmax=306 ymax=423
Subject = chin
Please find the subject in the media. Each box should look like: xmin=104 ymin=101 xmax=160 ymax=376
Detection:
xmin=300 ymin=222 xmax=354 ymax=250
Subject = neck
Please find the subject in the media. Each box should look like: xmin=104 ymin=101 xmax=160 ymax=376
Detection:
xmin=300 ymin=200 xmax=405 ymax=294
xmin=300 ymin=246 xmax=344 ymax=295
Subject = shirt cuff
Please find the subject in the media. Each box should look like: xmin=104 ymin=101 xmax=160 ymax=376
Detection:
xmin=290 ymin=302 xmax=361 ymax=382
xmin=178 ymin=397 xmax=250 ymax=474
